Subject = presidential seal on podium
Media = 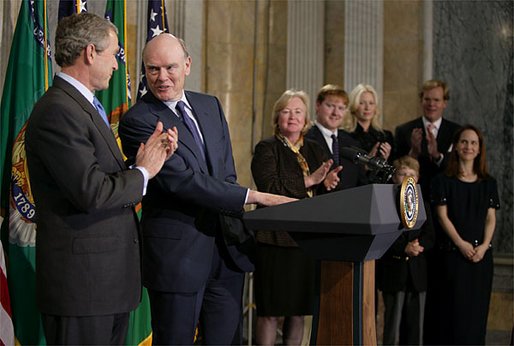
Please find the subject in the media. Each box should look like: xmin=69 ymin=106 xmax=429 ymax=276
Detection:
xmin=399 ymin=176 xmax=419 ymax=229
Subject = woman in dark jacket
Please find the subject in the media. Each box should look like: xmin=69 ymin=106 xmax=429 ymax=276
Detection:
xmin=251 ymin=90 xmax=340 ymax=345
xmin=348 ymin=84 xmax=394 ymax=163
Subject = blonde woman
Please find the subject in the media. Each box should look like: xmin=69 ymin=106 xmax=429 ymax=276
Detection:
xmin=251 ymin=90 xmax=340 ymax=345
xmin=348 ymin=84 xmax=394 ymax=161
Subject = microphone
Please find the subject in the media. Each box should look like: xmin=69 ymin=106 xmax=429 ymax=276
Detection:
xmin=341 ymin=147 xmax=396 ymax=183
xmin=341 ymin=147 xmax=392 ymax=170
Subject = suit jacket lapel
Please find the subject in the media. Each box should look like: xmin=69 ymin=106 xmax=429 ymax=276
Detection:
xmin=312 ymin=126 xmax=331 ymax=153
xmin=142 ymin=92 xmax=210 ymax=174
xmin=184 ymin=92 xmax=214 ymax=173
xmin=437 ymin=118 xmax=454 ymax=153
xmin=415 ymin=117 xmax=430 ymax=157
xmin=54 ymin=77 xmax=126 ymax=170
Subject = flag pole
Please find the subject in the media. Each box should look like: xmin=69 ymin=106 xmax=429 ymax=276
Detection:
xmin=123 ymin=0 xmax=129 ymax=106
xmin=43 ymin=0 xmax=49 ymax=90
xmin=161 ymin=0 xmax=167 ymax=31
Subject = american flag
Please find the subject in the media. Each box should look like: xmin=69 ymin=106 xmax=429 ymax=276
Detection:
xmin=137 ymin=0 xmax=169 ymax=99
xmin=0 ymin=237 xmax=14 ymax=346
xmin=58 ymin=0 xmax=87 ymax=21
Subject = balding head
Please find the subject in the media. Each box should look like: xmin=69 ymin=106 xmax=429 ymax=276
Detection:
xmin=143 ymin=34 xmax=189 ymax=64
xmin=142 ymin=33 xmax=191 ymax=101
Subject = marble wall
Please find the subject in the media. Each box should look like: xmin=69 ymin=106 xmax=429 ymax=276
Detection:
xmin=382 ymin=1 xmax=424 ymax=131
xmin=0 ymin=0 xmax=511 ymax=339
xmin=1 ymin=0 xmax=511 ymax=253
xmin=204 ymin=0 xmax=289 ymax=189
xmin=204 ymin=0 xmax=258 ymax=188
xmin=433 ymin=0 xmax=513 ymax=254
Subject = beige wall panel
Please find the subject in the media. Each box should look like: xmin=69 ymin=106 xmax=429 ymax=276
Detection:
xmin=383 ymin=0 xmax=423 ymax=131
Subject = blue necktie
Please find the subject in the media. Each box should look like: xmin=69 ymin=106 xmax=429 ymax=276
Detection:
xmin=93 ymin=96 xmax=110 ymax=128
xmin=331 ymin=134 xmax=340 ymax=166
xmin=176 ymin=101 xmax=206 ymax=161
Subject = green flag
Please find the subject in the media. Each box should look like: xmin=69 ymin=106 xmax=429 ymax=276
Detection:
xmin=97 ymin=0 xmax=131 ymax=139
xmin=0 ymin=0 xmax=52 ymax=344
xmin=98 ymin=1 xmax=153 ymax=345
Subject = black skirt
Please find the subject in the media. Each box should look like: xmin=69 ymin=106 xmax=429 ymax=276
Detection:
xmin=254 ymin=243 xmax=315 ymax=316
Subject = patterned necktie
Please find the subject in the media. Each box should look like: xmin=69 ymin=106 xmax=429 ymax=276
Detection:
xmin=176 ymin=101 xmax=206 ymax=161
xmin=93 ymin=96 xmax=110 ymax=128
xmin=427 ymin=123 xmax=437 ymax=138
xmin=331 ymin=134 xmax=340 ymax=166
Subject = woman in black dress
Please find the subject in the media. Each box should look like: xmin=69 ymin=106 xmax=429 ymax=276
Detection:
xmin=251 ymin=90 xmax=340 ymax=345
xmin=348 ymin=84 xmax=394 ymax=161
xmin=431 ymin=124 xmax=500 ymax=345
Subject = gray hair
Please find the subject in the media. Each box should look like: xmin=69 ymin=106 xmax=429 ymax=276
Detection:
xmin=55 ymin=13 xmax=118 ymax=67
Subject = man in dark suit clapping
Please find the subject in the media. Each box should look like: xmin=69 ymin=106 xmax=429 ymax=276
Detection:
xmin=394 ymin=79 xmax=460 ymax=196
xmin=25 ymin=13 xmax=177 ymax=345
xmin=119 ymin=33 xmax=292 ymax=345
xmin=306 ymin=84 xmax=366 ymax=190
xmin=394 ymin=80 xmax=460 ymax=345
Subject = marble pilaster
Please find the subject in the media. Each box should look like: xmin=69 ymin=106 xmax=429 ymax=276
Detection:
xmin=324 ymin=0 xmax=345 ymax=86
xmin=286 ymin=0 xmax=324 ymax=117
xmin=344 ymin=0 xmax=384 ymax=118
xmin=204 ymin=0 xmax=258 ymax=188
xmin=382 ymin=1 xmax=424 ymax=131
xmin=169 ymin=0 xmax=204 ymax=92
xmin=434 ymin=0 xmax=513 ymax=254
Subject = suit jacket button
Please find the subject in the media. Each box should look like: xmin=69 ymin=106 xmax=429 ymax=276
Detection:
xmin=133 ymin=238 xmax=139 ymax=243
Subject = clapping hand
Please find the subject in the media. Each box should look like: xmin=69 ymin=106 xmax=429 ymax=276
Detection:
xmin=370 ymin=141 xmax=392 ymax=160
xmin=305 ymin=160 xmax=333 ymax=188
xmin=135 ymin=121 xmax=178 ymax=178
xmin=409 ymin=128 xmax=423 ymax=158
xmin=324 ymin=165 xmax=343 ymax=191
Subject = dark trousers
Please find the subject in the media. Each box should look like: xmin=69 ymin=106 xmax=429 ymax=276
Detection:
xmin=148 ymin=242 xmax=245 ymax=345
xmin=382 ymin=291 xmax=425 ymax=345
xmin=42 ymin=312 xmax=129 ymax=345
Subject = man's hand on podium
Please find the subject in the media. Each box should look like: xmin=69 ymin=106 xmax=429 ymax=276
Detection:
xmin=247 ymin=190 xmax=297 ymax=207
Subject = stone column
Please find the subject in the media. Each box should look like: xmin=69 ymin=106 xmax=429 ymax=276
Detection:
xmin=204 ymin=0 xmax=259 ymax=187
xmin=169 ymin=0 xmax=204 ymax=92
xmin=343 ymin=1 xmax=384 ymax=112
xmin=286 ymin=0 xmax=324 ymax=117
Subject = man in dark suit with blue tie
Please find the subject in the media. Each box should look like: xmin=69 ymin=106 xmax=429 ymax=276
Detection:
xmin=119 ymin=33 xmax=292 ymax=345
xmin=25 ymin=13 xmax=176 ymax=345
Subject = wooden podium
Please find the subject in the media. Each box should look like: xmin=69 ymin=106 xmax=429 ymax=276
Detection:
xmin=243 ymin=184 xmax=426 ymax=345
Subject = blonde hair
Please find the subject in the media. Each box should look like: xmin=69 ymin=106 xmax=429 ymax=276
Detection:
xmin=348 ymin=84 xmax=383 ymax=132
xmin=393 ymin=156 xmax=420 ymax=176
xmin=271 ymin=90 xmax=311 ymax=136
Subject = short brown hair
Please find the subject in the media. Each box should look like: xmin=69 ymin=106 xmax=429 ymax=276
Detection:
xmin=419 ymin=79 xmax=450 ymax=101
xmin=316 ymin=84 xmax=349 ymax=105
